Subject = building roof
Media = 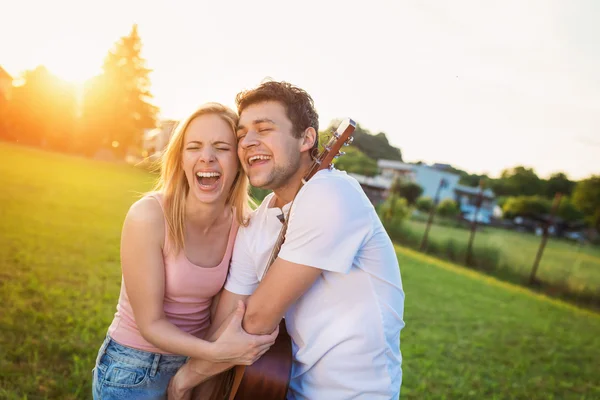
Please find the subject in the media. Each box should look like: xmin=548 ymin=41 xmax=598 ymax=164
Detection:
xmin=0 ymin=66 xmax=13 ymax=80
xmin=377 ymin=159 xmax=415 ymax=171
xmin=454 ymin=183 xmax=495 ymax=199
xmin=348 ymin=173 xmax=393 ymax=189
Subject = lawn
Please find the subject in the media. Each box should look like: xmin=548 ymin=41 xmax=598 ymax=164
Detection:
xmin=1 ymin=142 xmax=599 ymax=399
xmin=399 ymin=218 xmax=600 ymax=303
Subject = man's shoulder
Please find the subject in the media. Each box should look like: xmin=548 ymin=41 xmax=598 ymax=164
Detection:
xmin=300 ymin=169 xmax=370 ymax=205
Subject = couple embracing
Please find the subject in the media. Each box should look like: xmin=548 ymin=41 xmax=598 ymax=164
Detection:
xmin=92 ymin=80 xmax=405 ymax=400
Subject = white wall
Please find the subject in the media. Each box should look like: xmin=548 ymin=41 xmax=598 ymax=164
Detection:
xmin=413 ymin=165 xmax=461 ymax=201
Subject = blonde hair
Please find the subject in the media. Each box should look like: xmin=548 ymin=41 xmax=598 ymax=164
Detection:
xmin=151 ymin=102 xmax=254 ymax=254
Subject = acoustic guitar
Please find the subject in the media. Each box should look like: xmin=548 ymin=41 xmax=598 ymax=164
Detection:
xmin=221 ymin=118 xmax=357 ymax=400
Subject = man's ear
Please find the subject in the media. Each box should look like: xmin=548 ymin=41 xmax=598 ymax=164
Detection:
xmin=300 ymin=127 xmax=317 ymax=152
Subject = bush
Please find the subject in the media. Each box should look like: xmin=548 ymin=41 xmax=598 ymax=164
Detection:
xmin=437 ymin=199 xmax=459 ymax=218
xmin=391 ymin=180 xmax=423 ymax=205
xmin=416 ymin=196 xmax=434 ymax=213
xmin=502 ymin=196 xmax=551 ymax=219
xmin=378 ymin=194 xmax=411 ymax=228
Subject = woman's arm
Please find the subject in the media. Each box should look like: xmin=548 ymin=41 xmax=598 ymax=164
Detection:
xmin=120 ymin=198 xmax=276 ymax=363
xmin=168 ymin=289 xmax=278 ymax=400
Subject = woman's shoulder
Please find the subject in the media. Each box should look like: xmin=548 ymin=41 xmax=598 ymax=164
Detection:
xmin=124 ymin=193 xmax=166 ymax=230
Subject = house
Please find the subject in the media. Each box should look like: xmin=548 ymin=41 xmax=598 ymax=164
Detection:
xmin=453 ymin=183 xmax=496 ymax=224
xmin=378 ymin=159 xmax=461 ymax=202
xmin=348 ymin=173 xmax=392 ymax=205
xmin=351 ymin=159 xmax=498 ymax=224
xmin=143 ymin=119 xmax=179 ymax=158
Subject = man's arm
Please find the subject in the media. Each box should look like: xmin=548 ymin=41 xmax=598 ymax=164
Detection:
xmin=243 ymin=177 xmax=373 ymax=335
xmin=243 ymin=258 xmax=321 ymax=334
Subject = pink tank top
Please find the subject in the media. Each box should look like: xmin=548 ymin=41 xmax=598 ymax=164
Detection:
xmin=107 ymin=193 xmax=239 ymax=354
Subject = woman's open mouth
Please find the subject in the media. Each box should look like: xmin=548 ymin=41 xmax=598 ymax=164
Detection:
xmin=195 ymin=171 xmax=221 ymax=191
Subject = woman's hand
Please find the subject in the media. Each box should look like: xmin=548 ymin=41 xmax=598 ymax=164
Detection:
xmin=167 ymin=373 xmax=192 ymax=400
xmin=208 ymin=301 xmax=279 ymax=365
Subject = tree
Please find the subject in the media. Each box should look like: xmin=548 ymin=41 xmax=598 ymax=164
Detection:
xmin=324 ymin=120 xmax=402 ymax=161
xmin=572 ymin=176 xmax=600 ymax=231
xmin=492 ymin=166 xmax=544 ymax=197
xmin=378 ymin=194 xmax=410 ymax=227
xmin=332 ymin=146 xmax=379 ymax=176
xmin=6 ymin=66 xmax=76 ymax=151
xmin=391 ymin=179 xmax=423 ymax=205
xmin=459 ymin=173 xmax=490 ymax=188
xmin=80 ymin=24 xmax=158 ymax=157
xmin=557 ymin=196 xmax=585 ymax=223
xmin=502 ymin=196 xmax=551 ymax=219
xmin=545 ymin=172 xmax=575 ymax=198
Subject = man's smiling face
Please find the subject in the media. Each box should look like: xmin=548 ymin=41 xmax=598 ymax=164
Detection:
xmin=236 ymin=101 xmax=304 ymax=190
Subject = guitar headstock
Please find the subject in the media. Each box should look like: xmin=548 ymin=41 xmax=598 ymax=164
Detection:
xmin=304 ymin=118 xmax=356 ymax=182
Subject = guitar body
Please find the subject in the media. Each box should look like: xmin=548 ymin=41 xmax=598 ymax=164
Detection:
xmin=234 ymin=321 xmax=293 ymax=400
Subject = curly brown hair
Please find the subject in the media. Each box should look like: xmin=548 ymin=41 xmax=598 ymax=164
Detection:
xmin=235 ymin=80 xmax=320 ymax=150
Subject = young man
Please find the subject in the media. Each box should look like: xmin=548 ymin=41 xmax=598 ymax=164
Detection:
xmin=169 ymin=81 xmax=405 ymax=399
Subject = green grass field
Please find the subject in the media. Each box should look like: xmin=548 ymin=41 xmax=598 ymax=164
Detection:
xmin=1 ymin=141 xmax=600 ymax=399
xmin=399 ymin=218 xmax=600 ymax=302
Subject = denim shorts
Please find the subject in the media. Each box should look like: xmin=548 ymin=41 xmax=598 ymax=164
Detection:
xmin=92 ymin=335 xmax=188 ymax=400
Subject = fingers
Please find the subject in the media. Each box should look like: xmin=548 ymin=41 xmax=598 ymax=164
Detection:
xmin=247 ymin=345 xmax=272 ymax=365
xmin=256 ymin=342 xmax=272 ymax=355
xmin=225 ymin=300 xmax=246 ymax=330
xmin=236 ymin=300 xmax=245 ymax=314
xmin=254 ymin=330 xmax=279 ymax=346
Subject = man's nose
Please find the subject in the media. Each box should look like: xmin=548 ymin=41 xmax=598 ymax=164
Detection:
xmin=239 ymin=130 xmax=259 ymax=149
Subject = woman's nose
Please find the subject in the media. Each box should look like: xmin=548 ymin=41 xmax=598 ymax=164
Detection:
xmin=198 ymin=148 xmax=216 ymax=163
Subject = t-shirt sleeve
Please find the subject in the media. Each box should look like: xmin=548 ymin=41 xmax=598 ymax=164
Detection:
xmin=224 ymin=227 xmax=259 ymax=295
xmin=278 ymin=175 xmax=373 ymax=274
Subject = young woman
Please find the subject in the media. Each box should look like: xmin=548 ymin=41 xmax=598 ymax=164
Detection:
xmin=92 ymin=103 xmax=277 ymax=399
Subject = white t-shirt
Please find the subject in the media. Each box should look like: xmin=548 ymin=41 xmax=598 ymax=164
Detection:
xmin=225 ymin=169 xmax=405 ymax=400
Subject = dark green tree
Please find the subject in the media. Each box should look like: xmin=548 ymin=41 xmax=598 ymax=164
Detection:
xmin=333 ymin=146 xmax=379 ymax=176
xmin=572 ymin=176 xmax=600 ymax=231
xmin=502 ymin=196 xmax=551 ymax=219
xmin=545 ymin=172 xmax=576 ymax=198
xmin=324 ymin=120 xmax=402 ymax=161
xmin=391 ymin=179 xmax=423 ymax=205
xmin=491 ymin=166 xmax=544 ymax=197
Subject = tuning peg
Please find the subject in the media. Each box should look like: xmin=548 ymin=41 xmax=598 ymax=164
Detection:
xmin=344 ymin=136 xmax=354 ymax=146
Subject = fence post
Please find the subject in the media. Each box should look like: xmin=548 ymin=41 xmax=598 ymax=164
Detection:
xmin=529 ymin=192 xmax=562 ymax=284
xmin=465 ymin=179 xmax=485 ymax=266
xmin=420 ymin=178 xmax=447 ymax=251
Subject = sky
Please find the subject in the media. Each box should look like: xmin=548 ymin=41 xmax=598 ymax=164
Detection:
xmin=1 ymin=0 xmax=599 ymax=179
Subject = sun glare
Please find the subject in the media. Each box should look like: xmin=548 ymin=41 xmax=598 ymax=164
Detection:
xmin=40 ymin=37 xmax=103 ymax=85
